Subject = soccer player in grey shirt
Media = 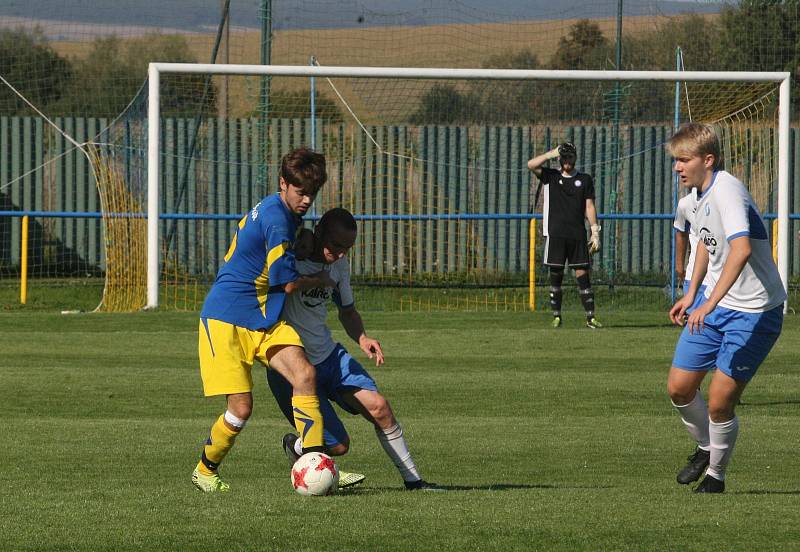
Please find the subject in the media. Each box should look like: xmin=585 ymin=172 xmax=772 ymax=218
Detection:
xmin=268 ymin=207 xmax=442 ymax=491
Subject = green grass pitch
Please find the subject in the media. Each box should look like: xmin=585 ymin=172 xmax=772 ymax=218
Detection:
xmin=1 ymin=309 xmax=799 ymax=550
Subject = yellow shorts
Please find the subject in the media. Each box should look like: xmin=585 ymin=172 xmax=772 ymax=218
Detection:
xmin=198 ymin=318 xmax=304 ymax=397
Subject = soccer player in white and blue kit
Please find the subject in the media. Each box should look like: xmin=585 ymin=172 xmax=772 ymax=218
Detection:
xmin=666 ymin=123 xmax=785 ymax=493
xmin=268 ymin=208 xmax=440 ymax=491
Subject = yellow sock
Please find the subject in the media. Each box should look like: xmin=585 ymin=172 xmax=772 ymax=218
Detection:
xmin=196 ymin=414 xmax=240 ymax=475
xmin=292 ymin=395 xmax=324 ymax=452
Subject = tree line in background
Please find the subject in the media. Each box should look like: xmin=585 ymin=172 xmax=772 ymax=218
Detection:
xmin=0 ymin=30 xmax=215 ymax=118
xmin=413 ymin=2 xmax=800 ymax=124
xmin=1 ymin=1 xmax=798 ymax=123
xmin=0 ymin=27 xmax=345 ymax=120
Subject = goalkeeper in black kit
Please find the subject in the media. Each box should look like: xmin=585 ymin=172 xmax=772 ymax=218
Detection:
xmin=527 ymin=142 xmax=602 ymax=329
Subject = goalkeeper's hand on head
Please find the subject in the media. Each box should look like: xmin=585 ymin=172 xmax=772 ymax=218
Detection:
xmin=545 ymin=146 xmax=561 ymax=160
xmin=589 ymin=224 xmax=601 ymax=255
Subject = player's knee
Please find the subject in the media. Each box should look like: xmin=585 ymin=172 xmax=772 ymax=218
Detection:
xmin=285 ymin=351 xmax=317 ymax=394
xmin=667 ymin=382 xmax=696 ymax=406
xmin=327 ymin=442 xmax=349 ymax=456
xmin=226 ymin=393 xmax=253 ymax=421
xmin=367 ymin=395 xmax=395 ymax=428
xmin=269 ymin=346 xmax=317 ymax=394
xmin=293 ymin=364 xmax=316 ymax=394
xmin=707 ymin=399 xmax=735 ymax=422
xmin=227 ymin=402 xmax=252 ymax=421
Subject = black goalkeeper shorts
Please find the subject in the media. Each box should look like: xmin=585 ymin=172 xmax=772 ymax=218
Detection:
xmin=543 ymin=235 xmax=591 ymax=269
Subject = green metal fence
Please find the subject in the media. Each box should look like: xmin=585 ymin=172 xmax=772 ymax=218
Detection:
xmin=1 ymin=117 xmax=798 ymax=281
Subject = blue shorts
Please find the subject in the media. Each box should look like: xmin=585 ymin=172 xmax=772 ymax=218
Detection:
xmin=682 ymin=282 xmax=707 ymax=313
xmin=267 ymin=343 xmax=378 ymax=447
xmin=672 ymin=297 xmax=783 ymax=382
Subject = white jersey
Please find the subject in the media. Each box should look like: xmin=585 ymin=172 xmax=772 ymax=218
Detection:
xmin=282 ymin=257 xmax=354 ymax=365
xmin=673 ymin=188 xmax=701 ymax=281
xmin=694 ymin=170 xmax=786 ymax=313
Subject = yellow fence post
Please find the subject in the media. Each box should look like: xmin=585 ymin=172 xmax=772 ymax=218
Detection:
xmin=20 ymin=215 xmax=28 ymax=305
xmin=772 ymin=219 xmax=778 ymax=265
xmin=528 ymin=218 xmax=536 ymax=311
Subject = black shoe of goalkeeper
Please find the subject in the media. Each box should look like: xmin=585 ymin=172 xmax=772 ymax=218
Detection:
xmin=677 ymin=447 xmax=710 ymax=485
xmin=693 ymin=474 xmax=725 ymax=493
xmin=282 ymin=433 xmax=301 ymax=466
xmin=404 ymin=479 xmax=445 ymax=492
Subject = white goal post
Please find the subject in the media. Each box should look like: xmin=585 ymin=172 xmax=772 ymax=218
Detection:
xmin=146 ymin=63 xmax=791 ymax=310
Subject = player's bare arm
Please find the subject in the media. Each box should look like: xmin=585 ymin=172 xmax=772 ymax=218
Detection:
xmin=338 ymin=305 xmax=384 ymax=366
xmin=585 ymin=198 xmax=598 ymax=226
xmin=526 ymin=146 xmax=560 ymax=177
xmin=675 ymin=230 xmax=688 ymax=282
xmin=285 ymin=270 xmax=335 ymax=294
xmin=686 ymin=236 xmax=751 ymax=334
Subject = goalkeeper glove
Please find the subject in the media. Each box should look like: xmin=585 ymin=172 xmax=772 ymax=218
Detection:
xmin=545 ymin=146 xmax=561 ymax=160
xmin=589 ymin=224 xmax=601 ymax=255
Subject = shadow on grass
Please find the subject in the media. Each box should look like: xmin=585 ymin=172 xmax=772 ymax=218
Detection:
xmin=738 ymin=399 xmax=800 ymax=407
xmin=735 ymin=489 xmax=800 ymax=495
xmin=607 ymin=322 xmax=676 ymax=329
xmin=340 ymin=482 xmax=614 ymax=494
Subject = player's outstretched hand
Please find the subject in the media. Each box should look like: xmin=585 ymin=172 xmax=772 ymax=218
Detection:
xmin=589 ymin=224 xmax=601 ymax=255
xmin=359 ymin=335 xmax=384 ymax=366
xmin=669 ymin=295 xmax=692 ymax=326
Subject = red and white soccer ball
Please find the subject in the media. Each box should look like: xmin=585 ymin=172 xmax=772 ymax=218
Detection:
xmin=291 ymin=452 xmax=339 ymax=496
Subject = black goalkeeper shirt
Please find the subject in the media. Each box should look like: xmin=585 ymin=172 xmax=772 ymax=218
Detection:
xmin=538 ymin=167 xmax=595 ymax=240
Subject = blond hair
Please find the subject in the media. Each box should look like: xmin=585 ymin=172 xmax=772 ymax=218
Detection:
xmin=666 ymin=123 xmax=722 ymax=170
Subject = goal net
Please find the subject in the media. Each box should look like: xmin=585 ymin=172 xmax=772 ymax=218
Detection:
xmin=2 ymin=63 xmax=789 ymax=312
xmin=100 ymin=64 xmax=785 ymax=313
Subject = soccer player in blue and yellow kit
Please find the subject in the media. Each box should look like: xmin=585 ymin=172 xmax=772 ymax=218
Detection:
xmin=192 ymin=147 xmax=332 ymax=493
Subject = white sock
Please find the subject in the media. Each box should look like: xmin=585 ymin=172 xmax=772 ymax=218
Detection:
xmin=672 ymin=392 xmax=710 ymax=450
xmin=376 ymin=423 xmax=420 ymax=482
xmin=294 ymin=437 xmax=303 ymax=457
xmin=706 ymin=416 xmax=739 ymax=481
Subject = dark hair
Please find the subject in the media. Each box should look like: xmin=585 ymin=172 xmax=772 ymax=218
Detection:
xmin=317 ymin=207 xmax=357 ymax=235
xmin=558 ymin=142 xmax=577 ymax=158
xmin=280 ymin=147 xmax=327 ymax=194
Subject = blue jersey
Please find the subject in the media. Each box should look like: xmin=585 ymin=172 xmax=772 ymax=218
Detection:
xmin=201 ymin=193 xmax=300 ymax=330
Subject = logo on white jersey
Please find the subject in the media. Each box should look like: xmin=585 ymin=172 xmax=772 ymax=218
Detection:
xmin=699 ymin=227 xmax=718 ymax=255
